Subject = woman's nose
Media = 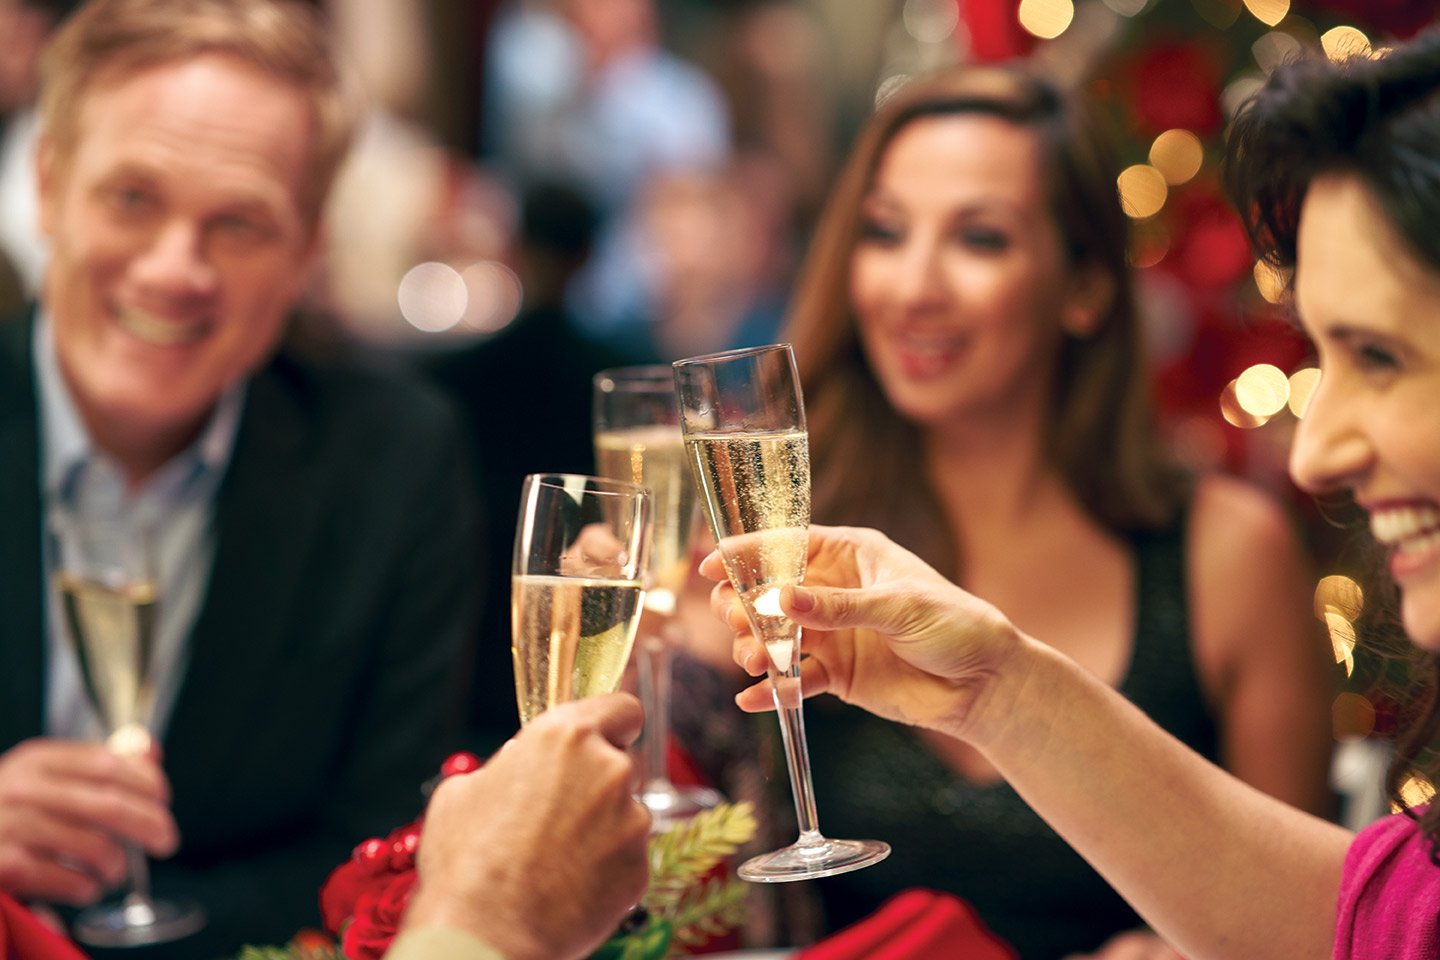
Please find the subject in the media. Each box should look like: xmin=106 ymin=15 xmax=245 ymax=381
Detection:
xmin=890 ymin=239 xmax=948 ymax=310
xmin=1288 ymin=370 xmax=1372 ymax=496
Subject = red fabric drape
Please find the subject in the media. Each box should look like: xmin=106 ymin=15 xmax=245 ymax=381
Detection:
xmin=796 ymin=889 xmax=1016 ymax=960
xmin=0 ymin=895 xmax=87 ymax=960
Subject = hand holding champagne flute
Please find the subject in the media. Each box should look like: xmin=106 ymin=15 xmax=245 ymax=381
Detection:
xmin=673 ymin=343 xmax=889 ymax=882
xmin=512 ymin=474 xmax=652 ymax=725
xmin=51 ymin=510 xmax=206 ymax=947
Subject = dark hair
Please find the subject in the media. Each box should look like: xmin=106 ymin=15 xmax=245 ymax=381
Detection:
xmin=786 ymin=63 xmax=1186 ymax=575
xmin=1224 ymin=27 xmax=1440 ymax=853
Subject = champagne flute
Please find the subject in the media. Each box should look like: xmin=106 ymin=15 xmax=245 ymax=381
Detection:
xmin=593 ymin=367 xmax=724 ymax=829
xmin=673 ymin=343 xmax=890 ymax=882
xmin=51 ymin=510 xmax=207 ymax=947
xmin=512 ymin=474 xmax=652 ymax=725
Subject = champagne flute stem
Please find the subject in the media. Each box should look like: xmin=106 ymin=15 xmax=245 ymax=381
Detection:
xmin=121 ymin=845 xmax=159 ymax=927
xmin=636 ymin=637 xmax=675 ymax=787
xmin=766 ymin=651 xmax=824 ymax=846
xmin=126 ymin=843 xmax=153 ymax=901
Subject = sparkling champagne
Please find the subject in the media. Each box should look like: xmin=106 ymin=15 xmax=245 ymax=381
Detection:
xmin=595 ymin=425 xmax=699 ymax=615
xmin=57 ymin=573 xmax=158 ymax=733
xmin=685 ymin=428 xmax=810 ymax=670
xmin=512 ymin=574 xmax=644 ymax=724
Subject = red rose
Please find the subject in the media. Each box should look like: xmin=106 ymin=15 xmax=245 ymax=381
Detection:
xmin=342 ymin=870 xmax=417 ymax=960
xmin=319 ymin=858 xmax=369 ymax=937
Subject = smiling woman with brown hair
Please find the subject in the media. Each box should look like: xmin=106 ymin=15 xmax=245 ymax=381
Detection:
xmin=767 ymin=62 xmax=1336 ymax=959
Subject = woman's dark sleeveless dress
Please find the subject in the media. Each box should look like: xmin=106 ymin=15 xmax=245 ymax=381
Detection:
xmin=803 ymin=519 xmax=1218 ymax=960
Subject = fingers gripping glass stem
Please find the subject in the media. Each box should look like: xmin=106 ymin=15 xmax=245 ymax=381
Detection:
xmin=673 ymin=344 xmax=888 ymax=882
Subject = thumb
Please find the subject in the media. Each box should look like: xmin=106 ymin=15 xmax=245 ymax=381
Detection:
xmin=782 ymin=583 xmax=918 ymax=635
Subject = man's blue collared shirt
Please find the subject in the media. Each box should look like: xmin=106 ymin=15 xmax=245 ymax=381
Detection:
xmin=34 ymin=313 xmax=245 ymax=741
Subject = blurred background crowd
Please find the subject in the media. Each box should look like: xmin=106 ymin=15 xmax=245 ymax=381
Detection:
xmin=2 ymin=0 xmax=1433 ymax=842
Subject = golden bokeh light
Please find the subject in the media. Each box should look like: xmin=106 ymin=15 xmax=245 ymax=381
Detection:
xmin=1315 ymin=574 xmax=1364 ymax=622
xmin=1396 ymin=774 xmax=1437 ymax=812
xmin=1117 ymin=164 xmax=1168 ymax=219
xmin=1322 ymin=25 xmax=1372 ymax=61
xmin=1220 ymin=380 xmax=1270 ymax=429
xmin=1235 ymin=363 xmax=1290 ymax=417
xmin=1323 ymin=610 xmax=1357 ymax=677
xmin=1288 ymin=367 xmax=1320 ymax=418
xmin=1017 ymin=0 xmax=1075 ymax=39
xmin=1332 ymin=692 xmax=1376 ymax=741
xmin=1252 ymin=259 xmax=1290 ymax=303
xmin=1149 ymin=130 xmax=1205 ymax=185
xmin=1242 ymin=0 xmax=1289 ymax=28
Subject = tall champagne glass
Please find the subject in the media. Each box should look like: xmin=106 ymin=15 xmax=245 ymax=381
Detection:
xmin=594 ymin=367 xmax=724 ymax=828
xmin=51 ymin=511 xmax=207 ymax=947
xmin=674 ymin=343 xmax=890 ymax=882
xmin=512 ymin=474 xmax=652 ymax=725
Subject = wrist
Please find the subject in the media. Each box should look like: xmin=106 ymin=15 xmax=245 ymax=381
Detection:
xmin=948 ymin=629 xmax=1059 ymax=749
xmin=403 ymin=883 xmax=546 ymax=960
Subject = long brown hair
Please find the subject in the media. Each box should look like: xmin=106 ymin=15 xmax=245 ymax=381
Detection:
xmin=1224 ymin=27 xmax=1440 ymax=852
xmin=786 ymin=63 xmax=1186 ymax=576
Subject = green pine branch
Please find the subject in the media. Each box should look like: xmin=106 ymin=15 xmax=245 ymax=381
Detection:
xmin=668 ymin=877 xmax=748 ymax=951
xmin=644 ymin=801 xmax=757 ymax=914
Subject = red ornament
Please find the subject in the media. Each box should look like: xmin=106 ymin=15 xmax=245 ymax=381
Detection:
xmin=352 ymin=838 xmax=391 ymax=875
xmin=388 ymin=823 xmax=422 ymax=871
xmin=440 ymin=751 xmax=482 ymax=778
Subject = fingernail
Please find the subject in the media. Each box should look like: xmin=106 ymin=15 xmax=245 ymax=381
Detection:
xmin=787 ymin=586 xmax=815 ymax=613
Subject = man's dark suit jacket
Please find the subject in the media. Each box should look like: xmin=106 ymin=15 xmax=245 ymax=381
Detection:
xmin=0 ymin=313 xmax=479 ymax=958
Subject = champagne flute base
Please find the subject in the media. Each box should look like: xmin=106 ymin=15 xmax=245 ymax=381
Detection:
xmin=73 ymin=895 xmax=207 ymax=947
xmin=738 ymin=837 xmax=889 ymax=883
xmin=640 ymin=780 xmax=725 ymax=832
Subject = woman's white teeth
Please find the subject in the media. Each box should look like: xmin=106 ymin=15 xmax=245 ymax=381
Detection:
xmin=1396 ymin=530 xmax=1440 ymax=557
xmin=899 ymin=335 xmax=959 ymax=356
xmin=1371 ymin=505 xmax=1440 ymax=547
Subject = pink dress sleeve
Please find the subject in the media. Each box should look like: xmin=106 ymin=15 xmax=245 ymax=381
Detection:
xmin=1334 ymin=811 xmax=1440 ymax=959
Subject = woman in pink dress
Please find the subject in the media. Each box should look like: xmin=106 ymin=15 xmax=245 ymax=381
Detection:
xmin=710 ymin=24 xmax=1440 ymax=960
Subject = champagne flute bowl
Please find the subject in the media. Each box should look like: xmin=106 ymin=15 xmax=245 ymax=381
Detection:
xmin=673 ymin=343 xmax=889 ymax=882
xmin=511 ymin=473 xmax=652 ymax=725
xmin=594 ymin=366 xmax=724 ymax=828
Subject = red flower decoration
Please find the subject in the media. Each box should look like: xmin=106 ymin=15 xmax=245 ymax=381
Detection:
xmin=342 ymin=871 xmax=418 ymax=960
xmin=320 ymin=820 xmax=422 ymax=945
xmin=320 ymin=858 xmax=368 ymax=937
xmin=315 ymin=755 xmax=479 ymax=957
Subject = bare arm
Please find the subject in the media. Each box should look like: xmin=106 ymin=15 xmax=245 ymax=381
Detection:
xmin=979 ymin=636 xmax=1348 ymax=960
xmin=712 ymin=526 xmax=1352 ymax=960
